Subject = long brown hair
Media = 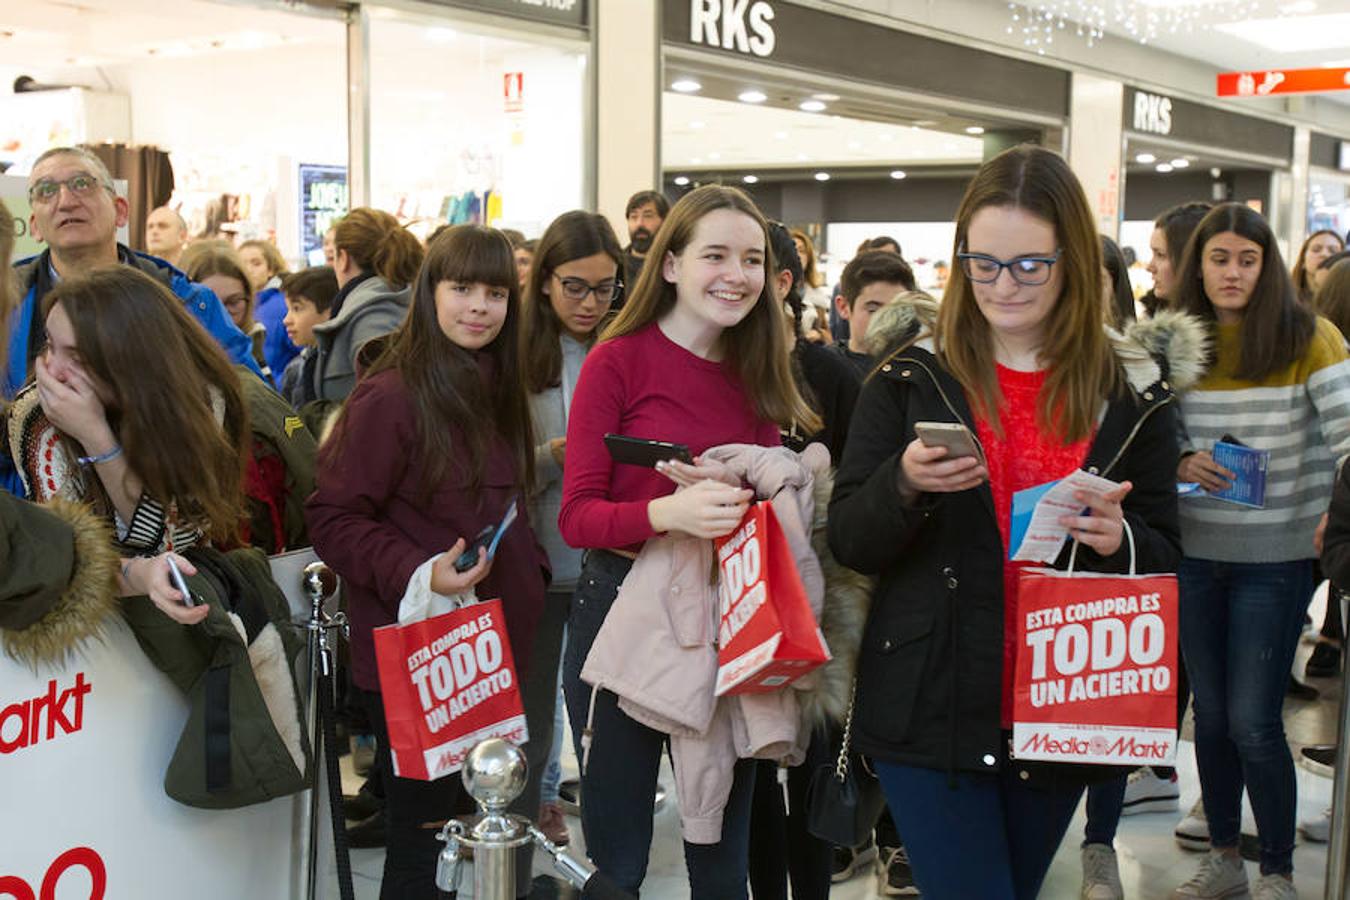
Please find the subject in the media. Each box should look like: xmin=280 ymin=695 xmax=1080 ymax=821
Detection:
xmin=358 ymin=225 xmax=534 ymax=498
xmin=1315 ymin=258 xmax=1350 ymax=340
xmin=334 ymin=208 xmax=425 ymax=288
xmin=184 ymin=244 xmax=255 ymax=329
xmin=521 ymin=211 xmax=623 ymax=393
xmin=42 ymin=267 xmax=248 ymax=543
xmin=790 ymin=228 xmax=824 ymax=289
xmin=602 ymin=184 xmax=820 ymax=433
xmin=1291 ymin=229 xmax=1345 ymax=305
xmin=936 ymin=145 xmax=1118 ymax=442
xmin=238 ymin=239 xmax=289 ymax=279
xmin=1174 ymin=203 xmax=1314 ymax=381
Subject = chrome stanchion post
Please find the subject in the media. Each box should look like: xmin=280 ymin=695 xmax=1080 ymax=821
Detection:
xmin=302 ymin=562 xmax=343 ymax=900
xmin=1328 ymin=591 xmax=1350 ymax=899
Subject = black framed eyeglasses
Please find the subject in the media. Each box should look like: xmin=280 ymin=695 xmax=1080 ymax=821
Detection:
xmin=957 ymin=248 xmax=1062 ymax=286
xmin=555 ymin=275 xmax=622 ymax=304
xmin=28 ymin=173 xmax=113 ymax=205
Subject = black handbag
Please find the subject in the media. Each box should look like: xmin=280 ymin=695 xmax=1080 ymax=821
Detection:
xmin=805 ymin=680 xmax=886 ymax=847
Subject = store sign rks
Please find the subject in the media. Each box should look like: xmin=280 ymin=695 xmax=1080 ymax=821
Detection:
xmin=690 ymin=0 xmax=776 ymax=58
xmin=1132 ymin=91 xmax=1173 ymax=136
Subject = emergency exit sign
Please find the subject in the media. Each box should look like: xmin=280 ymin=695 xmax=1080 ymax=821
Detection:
xmin=1217 ymin=67 xmax=1350 ymax=97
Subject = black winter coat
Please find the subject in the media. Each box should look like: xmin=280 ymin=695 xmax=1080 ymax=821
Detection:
xmin=827 ymin=343 xmax=1182 ymax=784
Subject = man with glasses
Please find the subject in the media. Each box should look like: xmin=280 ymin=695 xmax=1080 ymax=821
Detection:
xmin=6 ymin=147 xmax=259 ymax=404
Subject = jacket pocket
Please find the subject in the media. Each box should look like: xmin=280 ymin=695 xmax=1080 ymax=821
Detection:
xmin=856 ymin=612 xmax=935 ymax=744
xmin=662 ymin=545 xmax=714 ymax=648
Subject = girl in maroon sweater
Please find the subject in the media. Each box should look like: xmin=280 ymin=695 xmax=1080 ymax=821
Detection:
xmin=557 ymin=185 xmax=818 ymax=898
xmin=306 ymin=225 xmax=547 ymax=899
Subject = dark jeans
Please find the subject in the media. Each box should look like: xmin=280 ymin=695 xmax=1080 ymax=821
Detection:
xmin=1178 ymin=557 xmax=1312 ymax=876
xmin=874 ymin=761 xmax=1083 ymax=900
xmin=746 ymin=727 xmax=833 ymax=900
xmin=562 ymin=550 xmax=756 ymax=898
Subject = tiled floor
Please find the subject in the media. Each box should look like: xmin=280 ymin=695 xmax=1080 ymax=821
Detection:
xmin=342 ymin=589 xmax=1343 ymax=899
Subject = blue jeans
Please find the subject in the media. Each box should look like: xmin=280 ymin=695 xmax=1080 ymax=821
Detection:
xmin=562 ymin=550 xmax=755 ymax=898
xmin=1178 ymin=557 xmax=1312 ymax=876
xmin=874 ymin=761 xmax=1084 ymax=900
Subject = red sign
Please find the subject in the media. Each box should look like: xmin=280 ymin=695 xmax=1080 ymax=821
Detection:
xmin=1218 ymin=67 xmax=1350 ymax=97
xmin=503 ymin=72 xmax=524 ymax=113
xmin=0 ymin=847 xmax=107 ymax=900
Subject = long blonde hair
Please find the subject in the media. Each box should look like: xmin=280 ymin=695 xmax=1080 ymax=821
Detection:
xmin=602 ymin=185 xmax=819 ymax=433
xmin=936 ymin=146 xmax=1118 ymax=441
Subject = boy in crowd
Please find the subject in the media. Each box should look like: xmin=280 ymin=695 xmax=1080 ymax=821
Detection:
xmin=279 ymin=266 xmax=340 ymax=408
xmin=829 ymin=249 xmax=916 ymax=380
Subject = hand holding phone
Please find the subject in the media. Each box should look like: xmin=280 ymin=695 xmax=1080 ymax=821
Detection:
xmin=901 ymin=422 xmax=987 ymax=498
xmin=604 ymin=434 xmax=694 ymax=468
xmin=166 ymin=555 xmax=196 ymax=608
xmin=914 ymin=421 xmax=983 ymax=463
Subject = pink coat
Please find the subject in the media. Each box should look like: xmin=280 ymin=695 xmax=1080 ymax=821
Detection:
xmin=580 ymin=442 xmax=829 ymax=844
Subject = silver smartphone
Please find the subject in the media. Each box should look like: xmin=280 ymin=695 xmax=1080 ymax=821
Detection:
xmin=165 ymin=556 xmax=197 ymax=608
xmin=914 ymin=421 xmax=984 ymax=463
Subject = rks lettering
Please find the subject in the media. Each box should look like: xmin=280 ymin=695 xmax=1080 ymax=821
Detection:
xmin=0 ymin=673 xmax=92 ymax=755
xmin=691 ymin=0 xmax=776 ymax=58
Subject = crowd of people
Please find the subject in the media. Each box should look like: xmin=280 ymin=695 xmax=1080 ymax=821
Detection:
xmin=3 ymin=141 xmax=1350 ymax=900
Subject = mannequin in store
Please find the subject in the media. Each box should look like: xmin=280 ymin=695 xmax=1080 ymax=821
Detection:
xmin=620 ymin=189 xmax=669 ymax=303
xmin=143 ymin=206 xmax=188 ymax=268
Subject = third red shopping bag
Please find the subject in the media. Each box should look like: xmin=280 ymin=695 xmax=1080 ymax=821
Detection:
xmin=714 ymin=502 xmax=830 ymax=696
xmin=373 ymin=598 xmax=527 ymax=781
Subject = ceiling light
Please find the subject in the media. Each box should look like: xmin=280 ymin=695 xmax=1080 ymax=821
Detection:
xmin=890 ymin=170 xmax=907 ymax=179
xmin=1156 ymin=163 xmax=1174 ymax=173
xmin=796 ymin=152 xmax=811 ymax=162
xmin=739 ymin=90 xmax=768 ymax=104
xmin=799 ymin=99 xmax=827 ymax=112
xmin=674 ymin=176 xmax=690 ymax=186
xmin=688 ymin=120 xmax=705 ymax=130
xmin=708 ymin=152 xmax=721 ymax=160
xmin=847 ymin=141 xmax=862 ymax=150
xmin=671 ymin=79 xmax=702 ymax=93
xmin=743 ymin=175 xmax=759 ymax=184
xmin=811 ymin=92 xmax=840 ymax=101
xmin=814 ymin=172 xmax=831 ymax=181
xmin=691 ymin=157 xmax=703 ymax=165
xmin=965 ymin=126 xmax=986 ymax=135
xmin=914 ymin=120 xmax=938 ymax=127
xmin=773 ymin=131 xmax=788 ymax=140
xmin=1135 ymin=153 xmax=1157 ymax=164
xmin=1170 ymin=158 xmax=1190 ymax=168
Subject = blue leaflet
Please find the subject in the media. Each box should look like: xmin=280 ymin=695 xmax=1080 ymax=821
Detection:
xmin=1208 ymin=441 xmax=1269 ymax=508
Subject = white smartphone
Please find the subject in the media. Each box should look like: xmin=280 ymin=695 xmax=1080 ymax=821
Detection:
xmin=165 ymin=556 xmax=197 ymax=608
xmin=914 ymin=421 xmax=984 ymax=464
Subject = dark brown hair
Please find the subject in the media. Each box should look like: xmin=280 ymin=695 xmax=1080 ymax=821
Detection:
xmin=1315 ymin=258 xmax=1350 ymax=340
xmin=280 ymin=266 xmax=340 ymax=314
xmin=354 ymin=225 xmax=533 ymax=498
xmin=840 ymin=250 xmax=915 ymax=307
xmin=936 ymin=145 xmax=1118 ymax=442
xmin=1174 ymin=202 xmax=1314 ymax=381
xmin=42 ymin=267 xmax=248 ymax=543
xmin=789 ymin=228 xmax=823 ymax=288
xmin=601 ymin=184 xmax=820 ymax=433
xmin=334 ymin=208 xmax=424 ymax=288
xmin=1292 ymin=229 xmax=1345 ymax=305
xmin=184 ymin=244 xmax=254 ymax=328
xmin=521 ymin=211 xmax=623 ymax=393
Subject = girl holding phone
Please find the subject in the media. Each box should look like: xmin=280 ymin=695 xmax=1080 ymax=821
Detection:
xmin=306 ymin=225 xmax=548 ymax=898
xmin=558 ymin=185 xmax=818 ymax=897
xmin=828 ymin=146 xmax=1189 ymax=899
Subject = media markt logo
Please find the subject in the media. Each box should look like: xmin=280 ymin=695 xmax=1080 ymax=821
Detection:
xmin=1019 ymin=730 xmax=1171 ymax=760
xmin=0 ymin=673 xmax=93 ymax=755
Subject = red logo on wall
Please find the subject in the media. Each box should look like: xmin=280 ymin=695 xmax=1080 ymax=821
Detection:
xmin=503 ymin=72 xmax=524 ymax=113
xmin=0 ymin=673 xmax=92 ymax=755
xmin=0 ymin=846 xmax=107 ymax=900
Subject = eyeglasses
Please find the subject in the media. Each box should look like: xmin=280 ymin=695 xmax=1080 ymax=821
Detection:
xmin=28 ymin=173 xmax=113 ymax=205
xmin=957 ymin=248 xmax=1062 ymax=286
xmin=555 ymin=275 xmax=622 ymax=304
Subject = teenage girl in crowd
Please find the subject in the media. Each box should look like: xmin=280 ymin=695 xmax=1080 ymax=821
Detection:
xmin=309 ymin=207 xmax=424 ymax=404
xmin=1291 ymin=229 xmax=1344 ymax=306
xmin=1143 ymin=202 xmax=1212 ymax=318
xmin=558 ymin=184 xmax=818 ymax=898
xmin=238 ymin=238 xmax=300 ymax=383
xmin=828 ymin=146 xmax=1186 ymax=900
xmin=184 ymin=244 xmax=271 ymax=380
xmin=790 ymin=227 xmax=832 ymax=343
xmin=519 ymin=209 xmax=624 ymax=846
xmin=307 ymin=225 xmax=548 ymax=899
xmin=1170 ymin=203 xmax=1350 ymax=900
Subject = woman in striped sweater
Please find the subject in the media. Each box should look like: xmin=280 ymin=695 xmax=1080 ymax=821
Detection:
xmin=1171 ymin=203 xmax=1350 ymax=900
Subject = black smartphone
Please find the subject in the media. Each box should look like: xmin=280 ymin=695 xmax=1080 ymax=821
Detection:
xmin=1219 ymin=433 xmax=1248 ymax=447
xmin=603 ymin=434 xmax=694 ymax=468
xmin=453 ymin=525 xmax=495 ymax=573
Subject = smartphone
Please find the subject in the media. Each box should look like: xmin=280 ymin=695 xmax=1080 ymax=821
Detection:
xmin=914 ymin=421 xmax=984 ymax=463
xmin=165 ymin=556 xmax=197 ymax=608
xmin=603 ymin=434 xmax=694 ymax=468
xmin=453 ymin=526 xmax=495 ymax=573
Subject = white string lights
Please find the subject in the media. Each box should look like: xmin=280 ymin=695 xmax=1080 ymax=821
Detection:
xmin=1005 ymin=1 xmax=1269 ymax=53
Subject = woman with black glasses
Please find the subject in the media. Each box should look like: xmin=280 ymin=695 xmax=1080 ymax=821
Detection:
xmin=829 ymin=145 xmax=1195 ymax=899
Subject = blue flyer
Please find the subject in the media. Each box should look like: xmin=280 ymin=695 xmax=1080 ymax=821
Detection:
xmin=1208 ymin=441 xmax=1269 ymax=508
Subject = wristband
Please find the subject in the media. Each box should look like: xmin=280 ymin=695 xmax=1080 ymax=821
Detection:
xmin=78 ymin=444 xmax=123 ymax=466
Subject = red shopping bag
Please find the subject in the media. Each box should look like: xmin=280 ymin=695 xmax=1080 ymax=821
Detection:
xmin=714 ymin=502 xmax=830 ymax=696
xmin=1011 ymin=549 xmax=1178 ymax=766
xmin=372 ymin=598 xmax=527 ymax=781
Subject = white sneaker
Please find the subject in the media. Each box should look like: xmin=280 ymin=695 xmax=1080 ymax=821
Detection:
xmin=1251 ymin=873 xmax=1297 ymax=900
xmin=1300 ymin=807 xmax=1332 ymax=843
xmin=1171 ymin=850 xmax=1248 ymax=898
xmin=1175 ymin=798 xmax=1209 ymax=851
xmin=1122 ymin=767 xmax=1180 ymax=815
xmin=1080 ymin=843 xmax=1124 ymax=900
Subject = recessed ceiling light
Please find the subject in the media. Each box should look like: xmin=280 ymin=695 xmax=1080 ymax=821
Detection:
xmin=688 ymin=120 xmax=705 ymax=130
xmin=914 ymin=120 xmax=938 ymax=127
xmin=965 ymin=126 xmax=986 ymax=135
xmin=1156 ymin=163 xmax=1174 ymax=173
xmin=811 ymin=93 xmax=841 ymax=101
xmin=796 ymin=152 xmax=811 ymax=162
xmin=743 ymin=175 xmax=759 ymax=184
xmin=890 ymin=170 xmax=907 ymax=179
xmin=739 ymin=90 xmax=768 ymax=104
xmin=1135 ymin=153 xmax=1157 ymax=164
xmin=691 ymin=157 xmax=703 ymax=165
xmin=674 ymin=176 xmax=690 ymax=186
xmin=799 ymin=99 xmax=827 ymax=112
xmin=671 ymin=79 xmax=702 ymax=93
xmin=1170 ymin=158 xmax=1190 ymax=168
xmin=814 ymin=172 xmax=831 ymax=181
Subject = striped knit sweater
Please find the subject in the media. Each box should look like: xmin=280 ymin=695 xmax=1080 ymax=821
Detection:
xmin=1178 ymin=316 xmax=1350 ymax=562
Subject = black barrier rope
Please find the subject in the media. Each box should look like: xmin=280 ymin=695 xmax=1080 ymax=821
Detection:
xmin=316 ymin=660 xmax=356 ymax=900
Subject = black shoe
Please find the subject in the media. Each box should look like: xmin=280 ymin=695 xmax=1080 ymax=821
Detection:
xmin=1287 ymin=675 xmax=1320 ymax=701
xmin=1302 ymin=744 xmax=1337 ymax=777
xmin=346 ymin=809 xmax=386 ymax=848
xmin=1306 ymin=642 xmax=1342 ymax=678
xmin=343 ymin=782 xmax=384 ymax=821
